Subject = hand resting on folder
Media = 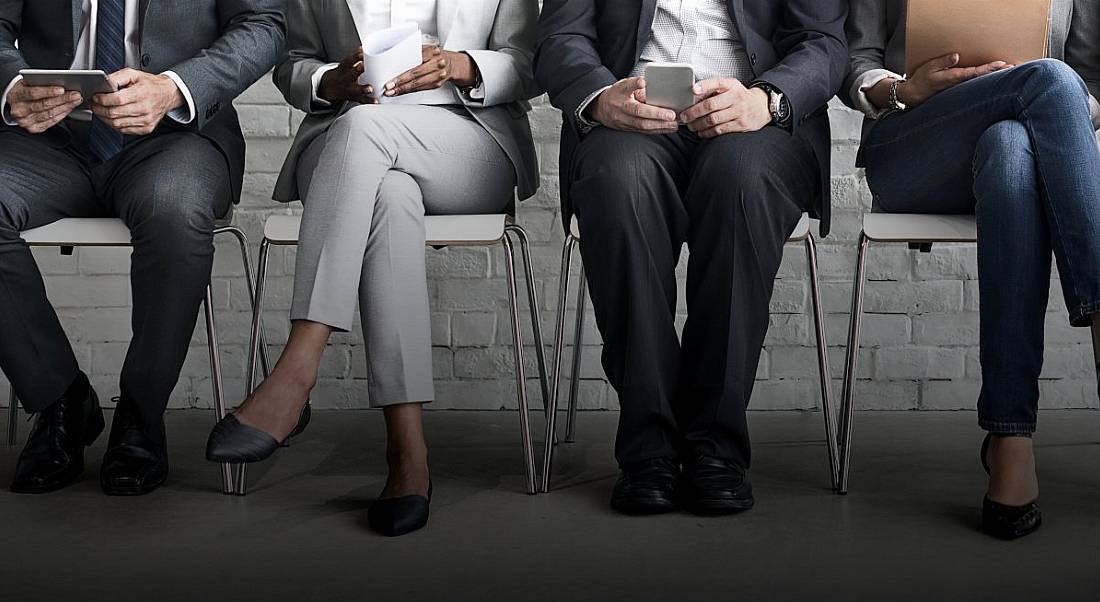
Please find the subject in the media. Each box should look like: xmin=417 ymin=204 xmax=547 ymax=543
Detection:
xmin=866 ymin=53 xmax=1013 ymax=111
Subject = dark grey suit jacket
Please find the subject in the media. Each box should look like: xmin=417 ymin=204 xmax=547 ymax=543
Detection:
xmin=535 ymin=0 xmax=849 ymax=235
xmin=0 ymin=0 xmax=287 ymax=203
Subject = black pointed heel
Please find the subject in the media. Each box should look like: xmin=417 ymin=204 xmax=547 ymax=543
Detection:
xmin=281 ymin=403 xmax=312 ymax=447
xmin=205 ymin=402 xmax=311 ymax=464
xmin=368 ymin=481 xmax=432 ymax=537
xmin=980 ymin=432 xmax=1041 ymax=540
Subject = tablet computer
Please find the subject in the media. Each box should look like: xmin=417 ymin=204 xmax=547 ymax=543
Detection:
xmin=18 ymin=69 xmax=117 ymax=99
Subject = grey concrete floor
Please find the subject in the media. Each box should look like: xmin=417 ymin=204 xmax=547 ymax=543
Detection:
xmin=1 ymin=409 xmax=1099 ymax=601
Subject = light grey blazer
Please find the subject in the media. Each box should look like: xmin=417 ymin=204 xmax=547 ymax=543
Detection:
xmin=842 ymin=0 xmax=1100 ymax=148
xmin=273 ymin=0 xmax=540 ymax=202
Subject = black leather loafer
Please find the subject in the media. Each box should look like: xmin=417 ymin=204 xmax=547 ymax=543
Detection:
xmin=100 ymin=398 xmax=168 ymax=496
xmin=980 ymin=433 xmax=1042 ymax=540
xmin=11 ymin=373 xmax=104 ymax=494
xmin=205 ymin=403 xmax=311 ymax=463
xmin=610 ymin=457 xmax=679 ymax=515
xmin=368 ymin=482 xmax=433 ymax=537
xmin=679 ymin=454 xmax=754 ymax=515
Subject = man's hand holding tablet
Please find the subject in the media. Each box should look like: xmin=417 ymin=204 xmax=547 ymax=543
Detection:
xmin=91 ymin=68 xmax=187 ymax=136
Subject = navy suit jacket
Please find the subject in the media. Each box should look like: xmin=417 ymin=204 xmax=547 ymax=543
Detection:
xmin=535 ymin=0 xmax=848 ymax=235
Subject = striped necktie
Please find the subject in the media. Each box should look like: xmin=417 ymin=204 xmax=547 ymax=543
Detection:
xmin=89 ymin=0 xmax=126 ymax=163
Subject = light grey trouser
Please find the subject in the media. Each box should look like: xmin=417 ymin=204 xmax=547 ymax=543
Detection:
xmin=294 ymin=104 xmax=516 ymax=407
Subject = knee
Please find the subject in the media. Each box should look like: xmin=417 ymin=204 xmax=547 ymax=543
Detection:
xmin=131 ymin=182 xmax=218 ymax=254
xmin=975 ymin=121 xmax=1033 ymax=177
xmin=373 ymin=171 xmax=424 ymax=221
xmin=694 ymin=138 xmax=778 ymax=210
xmin=0 ymin=186 xmax=24 ymax=236
xmin=1018 ymin=59 xmax=1088 ymax=104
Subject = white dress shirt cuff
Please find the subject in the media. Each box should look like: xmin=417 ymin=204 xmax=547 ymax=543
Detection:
xmin=1 ymin=74 xmax=23 ymax=126
xmin=851 ymin=68 xmax=905 ymax=120
xmin=162 ymin=71 xmax=196 ymax=124
xmin=576 ymin=85 xmax=612 ymax=133
xmin=310 ymin=63 xmax=341 ymax=108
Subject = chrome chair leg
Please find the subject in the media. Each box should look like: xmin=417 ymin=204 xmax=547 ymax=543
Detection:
xmin=806 ymin=234 xmax=839 ymax=490
xmin=218 ymin=226 xmax=271 ymax=378
xmin=838 ymin=232 xmax=871 ymax=495
xmin=236 ymin=238 xmax=272 ymax=496
xmin=565 ymin=266 xmax=586 ymax=444
xmin=541 ymin=235 xmax=577 ymax=492
xmin=505 ymin=224 xmax=551 ymax=412
xmin=203 ymin=285 xmax=234 ymax=495
xmin=502 ymin=232 xmax=537 ymax=495
xmin=7 ymin=386 xmax=17 ymax=446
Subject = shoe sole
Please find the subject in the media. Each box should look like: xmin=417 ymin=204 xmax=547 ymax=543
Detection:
xmin=981 ymin=515 xmax=1042 ymax=540
xmin=100 ymin=469 xmax=168 ymax=496
xmin=610 ymin=497 xmax=678 ymax=516
xmin=685 ymin=497 xmax=755 ymax=516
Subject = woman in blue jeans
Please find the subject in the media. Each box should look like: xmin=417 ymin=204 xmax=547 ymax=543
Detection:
xmin=844 ymin=0 xmax=1100 ymax=539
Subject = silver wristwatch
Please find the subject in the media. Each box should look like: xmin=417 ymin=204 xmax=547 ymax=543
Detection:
xmin=889 ymin=79 xmax=909 ymax=112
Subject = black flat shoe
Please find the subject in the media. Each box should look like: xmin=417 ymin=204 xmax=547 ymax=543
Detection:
xmin=368 ymin=482 xmax=432 ymax=537
xmin=11 ymin=373 xmax=104 ymax=494
xmin=679 ymin=454 xmax=754 ymax=515
xmin=610 ymin=457 xmax=679 ymax=515
xmin=205 ymin=402 xmax=311 ymax=463
xmin=980 ymin=432 xmax=1042 ymax=540
xmin=100 ymin=398 xmax=169 ymax=496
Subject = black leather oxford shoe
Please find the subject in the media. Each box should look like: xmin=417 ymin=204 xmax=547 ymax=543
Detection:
xmin=100 ymin=398 xmax=168 ymax=496
xmin=11 ymin=373 xmax=104 ymax=494
xmin=679 ymin=454 xmax=754 ymax=515
xmin=610 ymin=457 xmax=680 ymax=515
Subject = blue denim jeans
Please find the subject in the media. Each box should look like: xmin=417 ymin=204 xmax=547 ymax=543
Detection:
xmin=863 ymin=59 xmax=1100 ymax=434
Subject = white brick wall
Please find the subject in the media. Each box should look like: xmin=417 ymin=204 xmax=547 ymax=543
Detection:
xmin=5 ymin=77 xmax=1099 ymax=415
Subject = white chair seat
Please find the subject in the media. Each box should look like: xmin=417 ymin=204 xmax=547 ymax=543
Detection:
xmin=20 ymin=211 xmax=238 ymax=247
xmin=21 ymin=218 xmax=133 ymax=247
xmin=568 ymin=213 xmax=813 ymax=242
xmin=264 ymin=213 xmax=509 ymax=246
xmin=863 ymin=213 xmax=977 ymax=243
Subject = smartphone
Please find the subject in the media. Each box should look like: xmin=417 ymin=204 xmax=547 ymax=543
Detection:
xmin=18 ymin=69 xmax=117 ymax=106
xmin=643 ymin=63 xmax=695 ymax=112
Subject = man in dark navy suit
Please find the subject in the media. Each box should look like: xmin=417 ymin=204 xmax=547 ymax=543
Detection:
xmin=535 ymin=0 xmax=847 ymax=515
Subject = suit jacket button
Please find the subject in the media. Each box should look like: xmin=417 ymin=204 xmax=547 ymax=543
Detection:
xmin=141 ymin=54 xmax=151 ymax=67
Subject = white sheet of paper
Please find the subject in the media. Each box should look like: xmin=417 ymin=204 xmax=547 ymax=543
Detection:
xmin=358 ymin=22 xmax=423 ymax=104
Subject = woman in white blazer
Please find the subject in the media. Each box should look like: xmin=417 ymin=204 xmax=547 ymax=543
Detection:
xmin=206 ymin=0 xmax=541 ymax=537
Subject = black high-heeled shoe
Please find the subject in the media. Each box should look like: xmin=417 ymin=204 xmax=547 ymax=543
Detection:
xmin=980 ymin=433 xmax=1042 ymax=540
xmin=368 ymin=481 xmax=432 ymax=537
xmin=205 ymin=402 xmax=312 ymax=464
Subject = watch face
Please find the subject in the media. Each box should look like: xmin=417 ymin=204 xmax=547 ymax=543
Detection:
xmin=773 ymin=92 xmax=790 ymax=121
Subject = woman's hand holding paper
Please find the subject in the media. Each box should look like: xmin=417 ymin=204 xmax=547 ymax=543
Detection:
xmin=383 ymin=46 xmax=480 ymax=97
xmin=319 ymin=47 xmax=378 ymax=105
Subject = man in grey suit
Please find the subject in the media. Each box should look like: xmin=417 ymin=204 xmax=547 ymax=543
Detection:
xmin=0 ymin=0 xmax=285 ymax=495
xmin=536 ymin=0 xmax=847 ymax=515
